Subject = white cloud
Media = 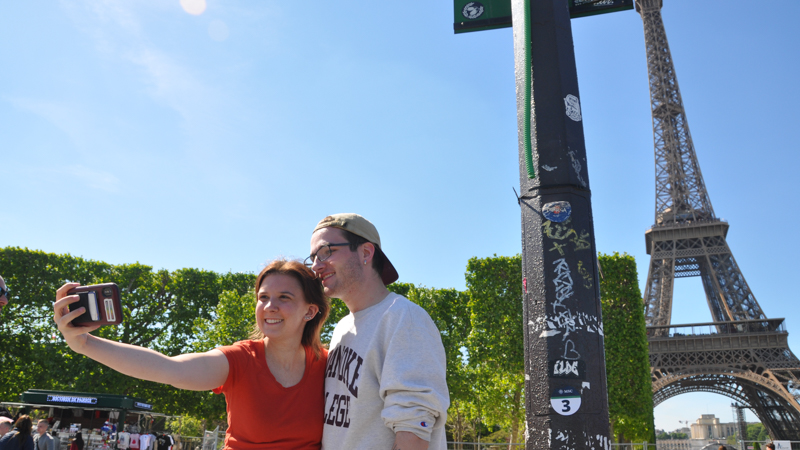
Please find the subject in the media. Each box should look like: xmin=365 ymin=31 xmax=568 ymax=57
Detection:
xmin=8 ymin=98 xmax=94 ymax=150
xmin=129 ymin=47 xmax=218 ymax=125
xmin=208 ymin=20 xmax=229 ymax=42
xmin=21 ymin=164 xmax=122 ymax=193
xmin=47 ymin=0 xmax=252 ymax=191
xmin=60 ymin=164 xmax=121 ymax=192
xmin=59 ymin=0 xmax=226 ymax=131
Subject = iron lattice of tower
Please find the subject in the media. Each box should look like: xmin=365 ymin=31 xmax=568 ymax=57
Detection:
xmin=635 ymin=0 xmax=800 ymax=439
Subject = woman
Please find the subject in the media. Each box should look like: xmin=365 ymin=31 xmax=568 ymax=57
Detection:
xmin=0 ymin=415 xmax=34 ymax=450
xmin=72 ymin=433 xmax=84 ymax=450
xmin=54 ymin=260 xmax=330 ymax=449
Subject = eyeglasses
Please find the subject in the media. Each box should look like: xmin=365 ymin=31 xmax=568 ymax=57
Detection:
xmin=0 ymin=286 xmax=8 ymax=298
xmin=304 ymin=243 xmax=350 ymax=268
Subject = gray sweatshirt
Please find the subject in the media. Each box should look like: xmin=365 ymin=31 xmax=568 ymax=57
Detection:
xmin=321 ymin=293 xmax=449 ymax=450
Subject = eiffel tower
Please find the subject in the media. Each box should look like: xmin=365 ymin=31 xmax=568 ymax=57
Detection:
xmin=635 ymin=0 xmax=800 ymax=440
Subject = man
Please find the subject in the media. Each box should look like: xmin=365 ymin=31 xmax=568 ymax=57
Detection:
xmin=766 ymin=444 xmax=775 ymax=450
xmin=0 ymin=417 xmax=12 ymax=436
xmin=0 ymin=276 xmax=9 ymax=312
xmin=34 ymin=420 xmax=56 ymax=450
xmin=308 ymin=214 xmax=449 ymax=450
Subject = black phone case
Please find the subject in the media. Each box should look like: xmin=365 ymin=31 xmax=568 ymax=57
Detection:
xmin=67 ymin=283 xmax=123 ymax=326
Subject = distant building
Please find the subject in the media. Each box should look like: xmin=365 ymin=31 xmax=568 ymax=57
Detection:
xmin=690 ymin=414 xmax=737 ymax=440
xmin=656 ymin=414 xmax=757 ymax=450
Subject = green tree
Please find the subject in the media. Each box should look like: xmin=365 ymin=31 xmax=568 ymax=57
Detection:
xmin=167 ymin=416 xmax=205 ymax=437
xmin=747 ymin=423 xmax=769 ymax=442
xmin=193 ymin=290 xmax=257 ymax=352
xmin=465 ymin=255 xmax=525 ymax=446
xmin=0 ymin=246 xmax=252 ymax=424
xmin=598 ymin=252 xmax=656 ymax=444
xmin=320 ymin=297 xmax=349 ymax=344
xmin=404 ymin=284 xmax=474 ymax=444
xmin=3 ymin=246 xmax=657 ymax=443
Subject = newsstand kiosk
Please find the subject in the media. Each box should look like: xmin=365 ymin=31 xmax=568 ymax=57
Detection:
xmin=2 ymin=389 xmax=166 ymax=449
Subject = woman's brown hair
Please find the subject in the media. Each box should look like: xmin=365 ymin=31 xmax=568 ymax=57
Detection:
xmin=250 ymin=259 xmax=329 ymax=360
xmin=13 ymin=415 xmax=32 ymax=437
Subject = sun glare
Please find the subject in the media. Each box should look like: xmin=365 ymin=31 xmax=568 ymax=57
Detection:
xmin=180 ymin=0 xmax=207 ymax=15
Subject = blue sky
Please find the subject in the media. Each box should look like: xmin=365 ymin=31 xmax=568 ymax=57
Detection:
xmin=2 ymin=0 xmax=799 ymax=433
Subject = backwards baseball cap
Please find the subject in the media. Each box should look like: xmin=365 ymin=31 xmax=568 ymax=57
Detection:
xmin=313 ymin=213 xmax=399 ymax=285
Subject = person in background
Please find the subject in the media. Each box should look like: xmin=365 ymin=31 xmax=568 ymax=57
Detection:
xmin=34 ymin=420 xmax=56 ymax=450
xmin=308 ymin=214 xmax=449 ymax=450
xmin=0 ymin=276 xmax=9 ymax=312
xmin=0 ymin=415 xmax=34 ymax=450
xmin=0 ymin=417 xmax=13 ymax=437
xmin=69 ymin=433 xmax=84 ymax=450
xmin=74 ymin=433 xmax=84 ymax=450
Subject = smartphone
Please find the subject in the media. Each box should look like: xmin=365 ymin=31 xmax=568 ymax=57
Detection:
xmin=67 ymin=283 xmax=123 ymax=326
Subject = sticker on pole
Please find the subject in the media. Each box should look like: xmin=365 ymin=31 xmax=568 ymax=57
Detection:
xmin=549 ymin=359 xmax=586 ymax=379
xmin=551 ymin=386 xmax=581 ymax=416
xmin=564 ymin=94 xmax=582 ymax=122
xmin=542 ymin=201 xmax=571 ymax=223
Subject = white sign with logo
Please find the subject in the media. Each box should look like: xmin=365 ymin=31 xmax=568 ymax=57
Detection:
xmin=47 ymin=395 xmax=97 ymax=405
xmin=550 ymin=386 xmax=581 ymax=416
xmin=462 ymin=2 xmax=485 ymax=19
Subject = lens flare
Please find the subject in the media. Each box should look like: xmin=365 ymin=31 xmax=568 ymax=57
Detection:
xmin=180 ymin=0 xmax=206 ymax=15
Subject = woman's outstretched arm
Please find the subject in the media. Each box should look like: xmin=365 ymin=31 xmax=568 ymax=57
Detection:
xmin=54 ymin=282 xmax=229 ymax=391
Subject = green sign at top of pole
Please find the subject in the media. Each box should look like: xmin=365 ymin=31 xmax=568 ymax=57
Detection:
xmin=454 ymin=0 xmax=633 ymax=34
xmin=453 ymin=0 xmax=512 ymax=34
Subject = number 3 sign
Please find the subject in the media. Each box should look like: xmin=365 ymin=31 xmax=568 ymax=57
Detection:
xmin=550 ymin=386 xmax=582 ymax=416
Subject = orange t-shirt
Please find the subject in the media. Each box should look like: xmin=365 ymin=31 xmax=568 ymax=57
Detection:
xmin=213 ymin=340 xmax=327 ymax=450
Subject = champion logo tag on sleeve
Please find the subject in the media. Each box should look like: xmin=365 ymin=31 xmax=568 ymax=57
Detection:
xmin=420 ymin=421 xmax=427 ymax=427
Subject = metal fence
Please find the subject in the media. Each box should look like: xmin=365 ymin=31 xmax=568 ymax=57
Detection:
xmin=176 ymin=438 xmax=525 ymax=450
xmin=405 ymin=441 xmax=800 ymax=450
xmin=179 ymin=437 xmax=800 ymax=450
xmin=178 ymin=436 xmax=204 ymax=450
xmin=177 ymin=430 xmax=225 ymax=450
xmin=180 ymin=435 xmax=528 ymax=450
xmin=446 ymin=444 xmax=524 ymax=450
xmin=611 ymin=443 xmax=653 ymax=450
xmin=741 ymin=441 xmax=800 ymax=450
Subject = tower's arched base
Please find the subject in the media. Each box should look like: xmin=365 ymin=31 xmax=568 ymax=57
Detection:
xmin=649 ymin=321 xmax=800 ymax=440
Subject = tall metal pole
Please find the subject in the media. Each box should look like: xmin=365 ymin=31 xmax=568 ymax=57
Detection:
xmin=512 ymin=0 xmax=612 ymax=448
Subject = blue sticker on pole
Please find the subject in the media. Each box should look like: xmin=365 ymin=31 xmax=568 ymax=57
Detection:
xmin=542 ymin=201 xmax=572 ymax=223
xmin=551 ymin=386 xmax=581 ymax=416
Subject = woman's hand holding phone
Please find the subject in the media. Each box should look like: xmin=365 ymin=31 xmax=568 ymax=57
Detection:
xmin=54 ymin=282 xmax=103 ymax=353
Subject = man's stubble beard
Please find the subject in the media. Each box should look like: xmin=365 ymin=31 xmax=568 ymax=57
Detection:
xmin=325 ymin=252 xmax=365 ymax=302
